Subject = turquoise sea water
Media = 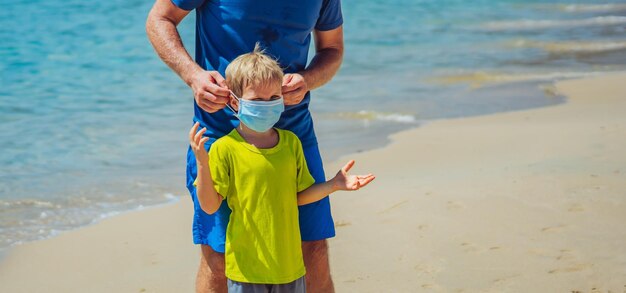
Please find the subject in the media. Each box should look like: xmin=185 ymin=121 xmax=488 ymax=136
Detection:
xmin=1 ymin=0 xmax=626 ymax=250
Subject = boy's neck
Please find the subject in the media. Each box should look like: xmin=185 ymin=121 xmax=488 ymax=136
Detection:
xmin=236 ymin=123 xmax=278 ymax=149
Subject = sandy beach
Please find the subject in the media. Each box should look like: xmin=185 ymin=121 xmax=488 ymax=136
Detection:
xmin=1 ymin=73 xmax=625 ymax=292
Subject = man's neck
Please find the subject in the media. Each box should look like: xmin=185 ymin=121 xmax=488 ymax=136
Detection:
xmin=236 ymin=124 xmax=278 ymax=149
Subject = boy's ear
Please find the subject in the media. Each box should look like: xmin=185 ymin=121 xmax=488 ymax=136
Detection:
xmin=229 ymin=96 xmax=239 ymax=112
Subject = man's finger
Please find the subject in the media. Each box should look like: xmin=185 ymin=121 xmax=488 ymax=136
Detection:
xmin=283 ymin=92 xmax=296 ymax=105
xmin=205 ymin=83 xmax=230 ymax=100
xmin=208 ymin=71 xmax=228 ymax=88
xmin=282 ymin=82 xmax=300 ymax=93
xmin=204 ymin=102 xmax=223 ymax=113
xmin=283 ymin=88 xmax=305 ymax=105
xmin=202 ymin=99 xmax=226 ymax=113
xmin=282 ymin=74 xmax=294 ymax=86
xmin=198 ymin=101 xmax=215 ymax=113
xmin=200 ymin=92 xmax=226 ymax=108
xmin=283 ymin=98 xmax=298 ymax=106
xmin=201 ymin=90 xmax=227 ymax=105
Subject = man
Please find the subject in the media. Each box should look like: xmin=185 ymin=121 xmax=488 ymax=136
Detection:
xmin=145 ymin=0 xmax=344 ymax=292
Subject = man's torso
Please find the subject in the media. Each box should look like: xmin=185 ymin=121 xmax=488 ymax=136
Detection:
xmin=175 ymin=0 xmax=343 ymax=147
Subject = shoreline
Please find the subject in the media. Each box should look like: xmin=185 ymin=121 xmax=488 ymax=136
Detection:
xmin=1 ymin=73 xmax=625 ymax=292
xmin=0 ymin=77 xmax=565 ymax=253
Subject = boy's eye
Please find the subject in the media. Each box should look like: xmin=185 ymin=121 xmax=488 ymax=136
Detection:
xmin=251 ymin=96 xmax=281 ymax=101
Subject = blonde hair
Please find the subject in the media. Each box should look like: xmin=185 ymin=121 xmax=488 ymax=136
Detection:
xmin=225 ymin=43 xmax=284 ymax=98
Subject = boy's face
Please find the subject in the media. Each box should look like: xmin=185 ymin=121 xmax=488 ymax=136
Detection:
xmin=230 ymin=82 xmax=282 ymax=111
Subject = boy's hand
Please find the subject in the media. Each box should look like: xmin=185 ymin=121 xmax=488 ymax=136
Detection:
xmin=189 ymin=122 xmax=210 ymax=165
xmin=331 ymin=160 xmax=375 ymax=192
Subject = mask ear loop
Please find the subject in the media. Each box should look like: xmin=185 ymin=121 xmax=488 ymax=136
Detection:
xmin=225 ymin=90 xmax=239 ymax=115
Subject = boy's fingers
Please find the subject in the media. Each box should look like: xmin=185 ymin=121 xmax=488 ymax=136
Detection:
xmin=189 ymin=122 xmax=200 ymax=143
xmin=365 ymin=175 xmax=376 ymax=182
xmin=359 ymin=176 xmax=375 ymax=188
xmin=198 ymin=128 xmax=207 ymax=142
xmin=359 ymin=174 xmax=375 ymax=180
xmin=342 ymin=160 xmax=355 ymax=174
xmin=200 ymin=137 xmax=209 ymax=146
xmin=194 ymin=127 xmax=206 ymax=144
xmin=356 ymin=174 xmax=375 ymax=181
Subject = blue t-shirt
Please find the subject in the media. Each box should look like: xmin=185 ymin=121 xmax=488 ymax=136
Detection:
xmin=172 ymin=0 xmax=343 ymax=147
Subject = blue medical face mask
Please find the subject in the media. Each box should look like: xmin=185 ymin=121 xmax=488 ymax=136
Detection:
xmin=226 ymin=91 xmax=285 ymax=133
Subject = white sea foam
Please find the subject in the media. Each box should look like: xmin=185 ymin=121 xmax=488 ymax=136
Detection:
xmin=434 ymin=70 xmax=621 ymax=87
xmin=0 ymin=193 xmax=181 ymax=250
xmin=560 ymin=4 xmax=626 ymax=13
xmin=163 ymin=193 xmax=179 ymax=201
xmin=481 ymin=16 xmax=626 ymax=31
xmin=369 ymin=112 xmax=417 ymax=123
xmin=509 ymin=39 xmax=626 ymax=53
xmin=333 ymin=111 xmax=417 ymax=124
xmin=0 ymin=199 xmax=57 ymax=209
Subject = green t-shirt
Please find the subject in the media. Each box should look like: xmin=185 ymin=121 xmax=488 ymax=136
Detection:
xmin=208 ymin=128 xmax=316 ymax=284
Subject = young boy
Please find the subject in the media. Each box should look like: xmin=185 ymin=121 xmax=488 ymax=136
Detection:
xmin=189 ymin=45 xmax=374 ymax=293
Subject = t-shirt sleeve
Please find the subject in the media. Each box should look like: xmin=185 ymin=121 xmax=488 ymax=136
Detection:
xmin=208 ymin=142 xmax=231 ymax=198
xmin=191 ymin=141 xmax=231 ymax=198
xmin=170 ymin=0 xmax=206 ymax=11
xmin=294 ymin=136 xmax=316 ymax=192
xmin=315 ymin=0 xmax=344 ymax=31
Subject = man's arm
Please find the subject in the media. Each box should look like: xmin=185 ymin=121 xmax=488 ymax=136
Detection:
xmin=282 ymin=26 xmax=344 ymax=105
xmin=146 ymin=0 xmax=229 ymax=112
xmin=146 ymin=0 xmax=197 ymax=85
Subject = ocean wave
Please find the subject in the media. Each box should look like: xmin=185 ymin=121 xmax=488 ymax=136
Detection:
xmin=560 ymin=4 xmax=626 ymax=13
xmin=432 ymin=70 xmax=616 ymax=88
xmin=332 ymin=111 xmax=417 ymax=124
xmin=0 ymin=193 xmax=180 ymax=250
xmin=480 ymin=16 xmax=626 ymax=31
xmin=0 ymin=199 xmax=58 ymax=209
xmin=509 ymin=39 xmax=626 ymax=54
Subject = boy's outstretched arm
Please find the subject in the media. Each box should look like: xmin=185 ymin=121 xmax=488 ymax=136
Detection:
xmin=189 ymin=122 xmax=223 ymax=214
xmin=297 ymin=160 xmax=375 ymax=206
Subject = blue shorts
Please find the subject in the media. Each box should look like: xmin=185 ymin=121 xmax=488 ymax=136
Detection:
xmin=186 ymin=141 xmax=335 ymax=253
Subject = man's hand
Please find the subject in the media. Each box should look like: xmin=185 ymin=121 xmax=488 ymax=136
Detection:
xmin=331 ymin=160 xmax=375 ymax=192
xmin=282 ymin=73 xmax=309 ymax=105
xmin=189 ymin=70 xmax=230 ymax=113
xmin=189 ymin=122 xmax=210 ymax=165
